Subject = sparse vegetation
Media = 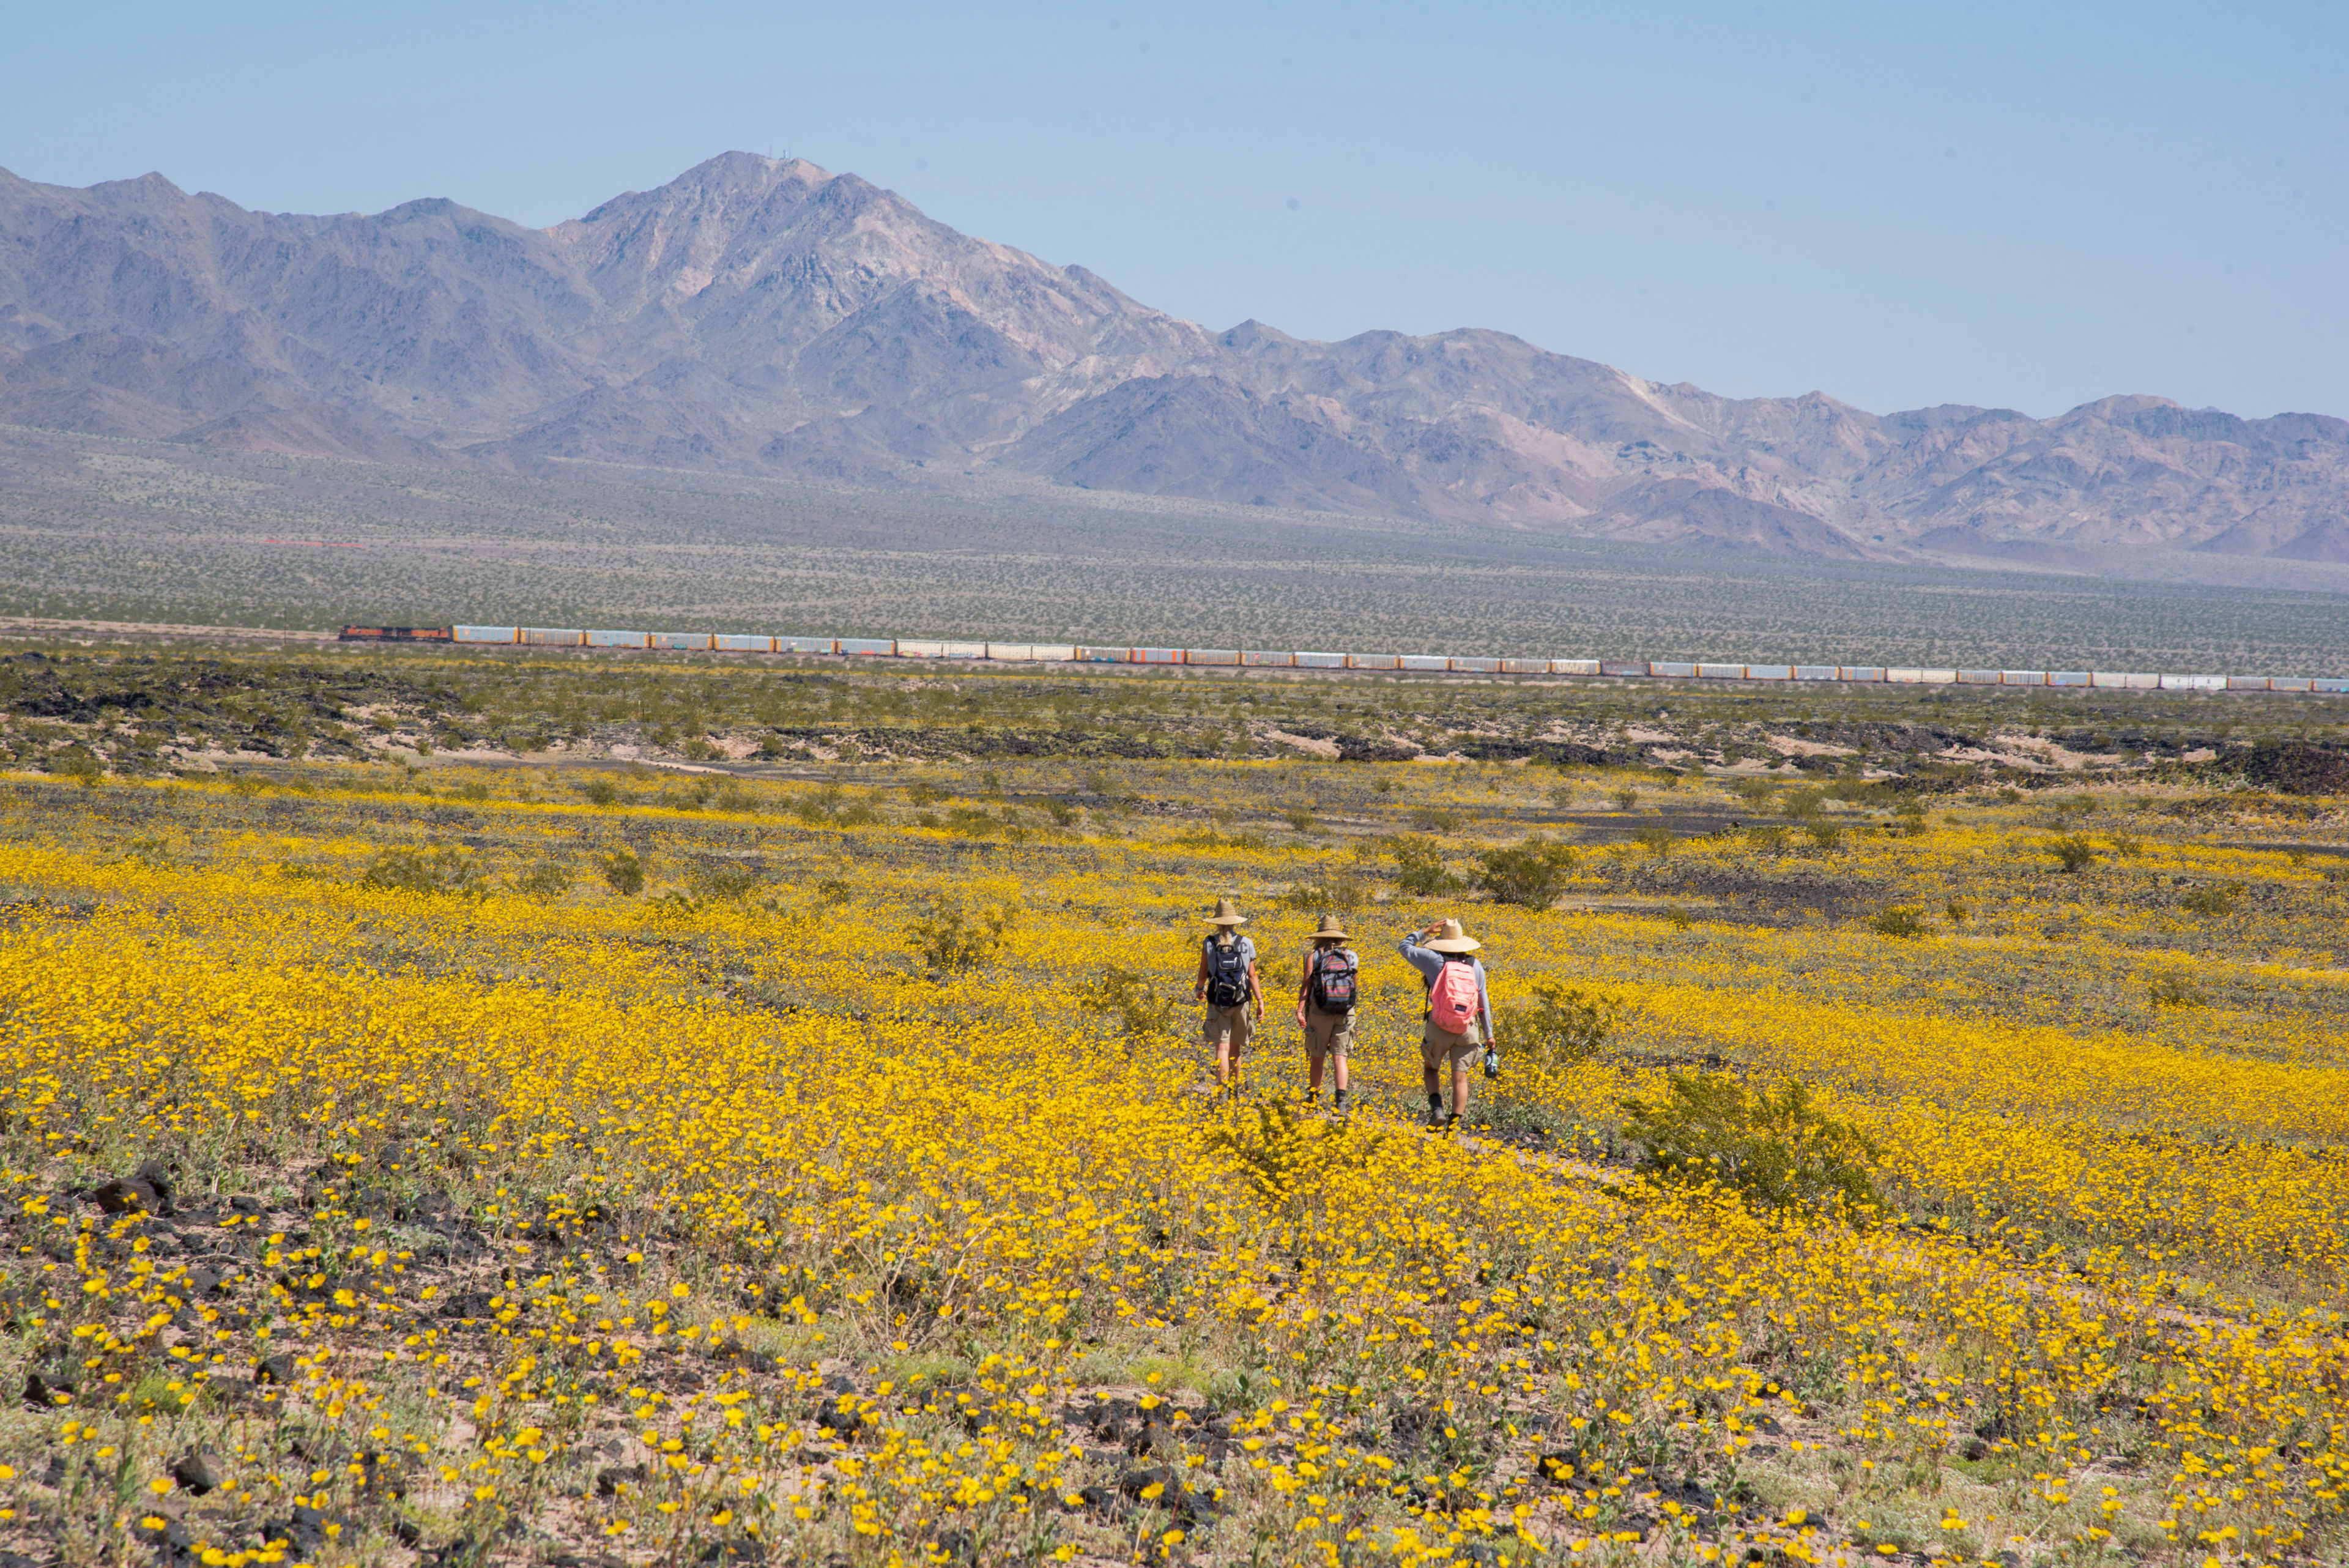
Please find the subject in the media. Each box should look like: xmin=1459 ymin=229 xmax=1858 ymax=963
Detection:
xmin=0 ymin=641 xmax=2345 ymax=1567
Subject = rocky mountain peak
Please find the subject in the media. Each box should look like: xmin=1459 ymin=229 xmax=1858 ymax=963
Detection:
xmin=1 ymin=155 xmax=2342 ymax=563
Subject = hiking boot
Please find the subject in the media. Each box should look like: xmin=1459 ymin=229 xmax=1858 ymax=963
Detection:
xmin=1332 ymin=1088 xmax=1349 ymax=1113
xmin=1444 ymin=1112 xmax=1462 ymax=1134
xmin=1425 ymin=1102 xmax=1447 ymax=1129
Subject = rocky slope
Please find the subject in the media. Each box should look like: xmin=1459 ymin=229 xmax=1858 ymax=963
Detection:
xmin=3 ymin=152 xmax=2344 ymax=562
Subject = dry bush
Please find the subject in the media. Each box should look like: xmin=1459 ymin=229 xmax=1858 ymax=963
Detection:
xmin=360 ymin=845 xmax=488 ymax=898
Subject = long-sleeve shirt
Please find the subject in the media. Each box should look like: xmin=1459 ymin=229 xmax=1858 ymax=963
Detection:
xmin=1397 ymin=934 xmax=1495 ymax=1040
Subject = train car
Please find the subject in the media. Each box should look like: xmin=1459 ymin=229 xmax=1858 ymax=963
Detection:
xmin=2312 ymin=677 xmax=2349 ymax=693
xmin=421 ymin=616 xmax=2307 ymax=696
xmin=339 ymin=625 xmax=453 ymax=642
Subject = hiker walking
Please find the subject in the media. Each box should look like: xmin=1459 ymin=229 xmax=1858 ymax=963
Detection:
xmin=1294 ymin=913 xmax=1358 ymax=1112
xmin=1398 ymin=918 xmax=1497 ymax=1130
xmin=1193 ymin=896 xmax=1263 ymax=1097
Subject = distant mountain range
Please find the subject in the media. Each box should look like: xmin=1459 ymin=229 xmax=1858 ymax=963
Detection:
xmin=3 ymin=152 xmax=2345 ymax=563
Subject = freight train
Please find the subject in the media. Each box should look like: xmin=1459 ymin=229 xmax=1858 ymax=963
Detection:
xmin=335 ymin=625 xmax=2349 ymax=694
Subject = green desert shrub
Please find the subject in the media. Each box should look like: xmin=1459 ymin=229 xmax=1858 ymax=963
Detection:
xmin=1621 ymin=1073 xmax=1879 ymax=1214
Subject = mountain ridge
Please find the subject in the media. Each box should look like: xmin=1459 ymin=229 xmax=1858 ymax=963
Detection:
xmin=3 ymin=152 xmax=2345 ymax=563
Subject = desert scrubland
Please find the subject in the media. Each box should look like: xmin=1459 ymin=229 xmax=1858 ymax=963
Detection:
xmin=0 ymin=644 xmax=2343 ymax=1568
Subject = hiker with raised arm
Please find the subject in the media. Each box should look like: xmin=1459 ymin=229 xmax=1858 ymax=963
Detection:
xmin=1398 ymin=917 xmax=1497 ymax=1131
xmin=1193 ymin=896 xmax=1263 ymax=1099
xmin=1294 ymin=913 xmax=1357 ymax=1112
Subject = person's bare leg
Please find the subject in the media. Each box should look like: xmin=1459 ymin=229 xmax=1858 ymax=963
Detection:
xmin=1451 ymin=1061 xmax=1471 ymax=1121
xmin=1332 ymin=1053 xmax=1349 ymax=1094
xmin=1215 ymin=1028 xmax=1235 ymax=1091
xmin=1308 ymin=1049 xmax=1325 ymax=1096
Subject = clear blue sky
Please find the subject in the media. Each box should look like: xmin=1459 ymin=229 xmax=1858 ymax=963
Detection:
xmin=7 ymin=1 xmax=2344 ymax=420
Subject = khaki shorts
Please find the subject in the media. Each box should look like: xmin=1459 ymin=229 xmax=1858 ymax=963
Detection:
xmin=1421 ymin=1018 xmax=1484 ymax=1072
xmin=1202 ymin=1005 xmax=1254 ymax=1050
xmin=1302 ymin=1009 xmax=1355 ymax=1063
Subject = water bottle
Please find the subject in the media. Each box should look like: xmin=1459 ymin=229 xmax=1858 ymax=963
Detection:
xmin=1481 ymin=1045 xmax=1500 ymax=1080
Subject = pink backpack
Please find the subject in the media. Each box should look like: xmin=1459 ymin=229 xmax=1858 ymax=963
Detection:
xmin=1429 ymin=959 xmax=1480 ymax=1034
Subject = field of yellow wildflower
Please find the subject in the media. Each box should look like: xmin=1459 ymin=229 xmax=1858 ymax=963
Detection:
xmin=0 ymin=647 xmax=2344 ymax=1568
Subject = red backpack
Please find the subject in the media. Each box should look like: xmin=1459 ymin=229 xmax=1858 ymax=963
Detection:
xmin=1429 ymin=958 xmax=1480 ymax=1034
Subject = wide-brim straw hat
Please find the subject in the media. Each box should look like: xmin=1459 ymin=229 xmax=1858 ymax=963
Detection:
xmin=1424 ymin=917 xmax=1481 ymax=953
xmin=1206 ymin=896 xmax=1249 ymax=926
xmin=1311 ymin=913 xmax=1349 ymax=940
